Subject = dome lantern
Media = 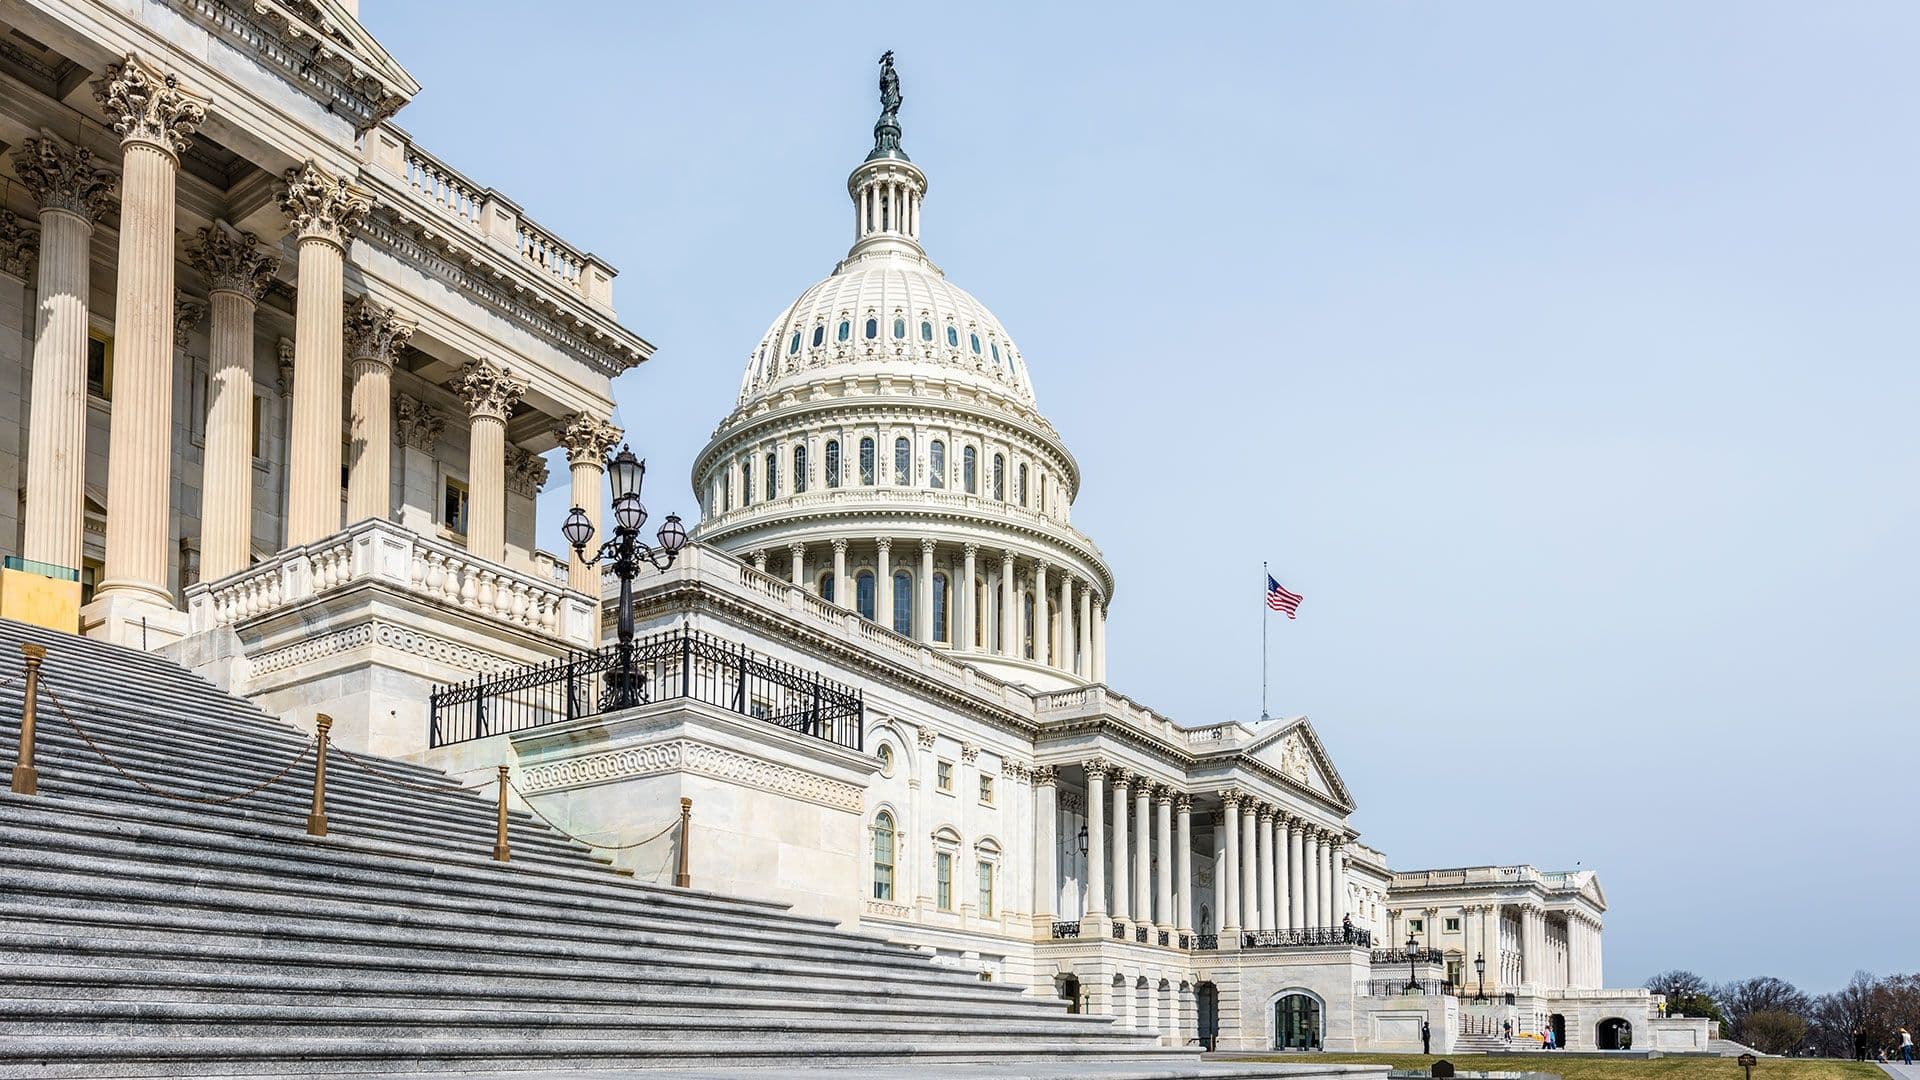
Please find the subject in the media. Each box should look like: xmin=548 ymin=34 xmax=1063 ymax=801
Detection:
xmin=849 ymin=51 xmax=926 ymax=259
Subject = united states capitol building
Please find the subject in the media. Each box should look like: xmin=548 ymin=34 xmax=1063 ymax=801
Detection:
xmin=0 ymin=0 xmax=1717 ymax=1067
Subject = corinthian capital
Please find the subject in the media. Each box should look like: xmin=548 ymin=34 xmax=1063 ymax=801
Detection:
xmin=453 ymin=359 xmax=527 ymax=421
xmin=93 ymin=55 xmax=207 ymax=155
xmin=394 ymin=393 xmax=445 ymax=451
xmin=187 ymin=225 xmax=277 ymax=299
xmin=11 ymin=136 xmax=116 ymax=219
xmin=278 ymin=161 xmax=369 ymax=246
xmin=506 ymin=445 xmax=550 ymax=497
xmin=0 ymin=212 xmax=35 ymax=280
xmin=343 ymin=295 xmax=415 ymax=368
xmin=173 ymin=291 xmax=206 ymax=348
xmin=555 ymin=412 xmax=623 ymax=465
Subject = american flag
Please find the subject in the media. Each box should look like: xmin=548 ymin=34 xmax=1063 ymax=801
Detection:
xmin=1267 ymin=575 xmax=1303 ymax=619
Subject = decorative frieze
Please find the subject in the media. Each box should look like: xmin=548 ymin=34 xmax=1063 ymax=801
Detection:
xmin=278 ymin=160 xmax=369 ymax=246
xmin=93 ymin=55 xmax=207 ymax=156
xmin=11 ymin=136 xmax=116 ymax=219
xmin=187 ymin=225 xmax=278 ymax=299
xmin=519 ymin=737 xmax=865 ymax=812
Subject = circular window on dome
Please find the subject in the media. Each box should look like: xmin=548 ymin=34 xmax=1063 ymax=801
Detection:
xmin=970 ymin=333 xmax=981 ymax=355
xmin=893 ymin=318 xmax=906 ymax=339
xmin=921 ymin=320 xmax=933 ymax=342
xmin=946 ymin=326 xmax=959 ymax=348
xmin=865 ymin=318 xmax=878 ymax=340
xmin=811 ymin=325 xmax=825 ymax=348
xmin=837 ymin=320 xmax=850 ymax=342
xmin=789 ymin=332 xmax=801 ymax=355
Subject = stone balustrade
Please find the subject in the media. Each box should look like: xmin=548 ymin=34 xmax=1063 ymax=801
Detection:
xmin=187 ymin=519 xmax=596 ymax=646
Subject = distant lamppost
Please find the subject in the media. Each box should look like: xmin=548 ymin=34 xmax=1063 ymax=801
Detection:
xmin=1077 ymin=823 xmax=1089 ymax=856
xmin=1405 ymin=931 xmax=1421 ymax=994
xmin=1475 ymin=951 xmax=1488 ymax=1002
xmin=562 ymin=445 xmax=687 ymax=709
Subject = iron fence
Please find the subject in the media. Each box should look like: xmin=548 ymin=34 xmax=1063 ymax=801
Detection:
xmin=1371 ymin=947 xmax=1446 ymax=965
xmin=1193 ymin=933 xmax=1219 ymax=951
xmin=1242 ymin=926 xmax=1374 ymax=949
xmin=1365 ymin=979 xmax=1459 ymax=997
xmin=428 ymin=628 xmax=864 ymax=751
xmin=1050 ymin=921 xmax=1081 ymax=939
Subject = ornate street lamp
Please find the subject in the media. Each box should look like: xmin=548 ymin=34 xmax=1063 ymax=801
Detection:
xmin=564 ymin=444 xmax=687 ymax=710
xmin=1076 ymin=823 xmax=1090 ymax=856
xmin=1405 ymin=931 xmax=1421 ymax=994
xmin=1475 ymin=951 xmax=1488 ymax=1002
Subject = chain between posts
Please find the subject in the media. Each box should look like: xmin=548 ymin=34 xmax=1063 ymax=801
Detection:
xmin=40 ymin=685 xmax=314 ymax=806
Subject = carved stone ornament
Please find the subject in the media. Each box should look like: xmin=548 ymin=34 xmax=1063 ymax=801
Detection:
xmin=555 ymin=412 xmax=623 ymax=465
xmin=1031 ymin=764 xmax=1056 ymax=787
xmin=11 ymin=136 xmax=116 ymax=219
xmin=93 ymin=55 xmax=207 ymax=155
xmin=343 ymin=294 xmax=415 ymax=366
xmin=506 ymin=445 xmax=550 ymax=497
xmin=172 ymin=292 xmax=206 ymax=348
xmin=393 ymin=393 xmax=445 ymax=451
xmin=1174 ymin=792 xmax=1193 ymax=812
xmin=187 ymin=225 xmax=277 ymax=299
xmin=915 ymin=726 xmax=936 ymax=750
xmin=278 ymin=160 xmax=370 ymax=246
xmin=0 ymin=212 xmax=35 ymax=279
xmin=452 ymin=359 xmax=527 ymax=421
xmin=276 ymin=338 xmax=296 ymax=394
xmin=1279 ymin=732 xmax=1312 ymax=784
xmin=960 ymin=743 xmax=980 ymax=765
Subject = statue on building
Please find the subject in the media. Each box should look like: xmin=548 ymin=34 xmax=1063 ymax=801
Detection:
xmin=869 ymin=50 xmax=909 ymax=162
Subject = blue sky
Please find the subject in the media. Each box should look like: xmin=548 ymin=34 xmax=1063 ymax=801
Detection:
xmin=359 ymin=2 xmax=1919 ymax=993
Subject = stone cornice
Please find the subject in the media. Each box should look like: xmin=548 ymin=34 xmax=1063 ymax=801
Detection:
xmin=168 ymin=0 xmax=416 ymax=131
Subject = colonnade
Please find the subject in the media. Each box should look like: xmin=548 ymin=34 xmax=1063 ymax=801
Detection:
xmin=1390 ymin=901 xmax=1602 ymax=992
xmin=2 ymin=53 xmax=620 ymax=618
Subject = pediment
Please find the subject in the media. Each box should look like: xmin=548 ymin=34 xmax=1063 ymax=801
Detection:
xmin=1245 ymin=716 xmax=1353 ymax=811
xmin=260 ymin=0 xmax=421 ymax=105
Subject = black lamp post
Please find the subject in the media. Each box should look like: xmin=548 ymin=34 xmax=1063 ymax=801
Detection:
xmin=1405 ymin=931 xmax=1421 ymax=994
xmin=563 ymin=444 xmax=687 ymax=710
xmin=1077 ymin=823 xmax=1089 ymax=856
xmin=1475 ymin=951 xmax=1487 ymax=1002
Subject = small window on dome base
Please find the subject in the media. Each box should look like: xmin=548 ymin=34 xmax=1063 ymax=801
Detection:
xmin=946 ymin=326 xmax=959 ymax=348
xmin=921 ymin=321 xmax=933 ymax=342
xmin=864 ymin=318 xmax=878 ymax=340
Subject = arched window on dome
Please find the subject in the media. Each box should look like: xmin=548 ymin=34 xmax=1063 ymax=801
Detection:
xmin=970 ymin=333 xmax=982 ymax=355
xmin=892 ymin=570 xmax=913 ymax=636
xmin=928 ymin=441 xmax=945 ymax=489
xmin=864 ymin=318 xmax=878 ymax=340
xmin=739 ymin=458 xmax=753 ymax=507
xmin=963 ymin=447 xmax=977 ymax=494
xmin=872 ymin=810 xmax=896 ymax=901
xmin=837 ymin=320 xmax=851 ymax=342
xmin=1017 ymin=463 xmax=1028 ymax=507
xmin=765 ymin=451 xmax=778 ymax=501
xmin=947 ymin=325 xmax=960 ymax=348
xmin=991 ymin=342 xmax=1001 ymax=365
xmin=793 ymin=445 xmax=808 ymax=494
xmin=789 ymin=332 xmax=800 ymax=355
xmin=893 ymin=317 xmax=906 ymax=340
xmin=992 ymin=454 xmax=1005 ymax=501
xmin=859 ymin=438 xmax=876 ymax=486
xmin=719 ymin=473 xmax=731 ymax=512
xmin=1023 ymin=591 xmax=1036 ymax=660
xmin=811 ymin=325 xmax=825 ymax=348
xmin=818 ymin=570 xmax=835 ymax=603
xmin=893 ymin=437 xmax=911 ymax=486
xmin=825 ymin=440 xmax=841 ymax=488
xmin=856 ymin=570 xmax=876 ymax=621
xmin=932 ymin=572 xmax=949 ymax=644
xmin=921 ymin=320 xmax=933 ymax=342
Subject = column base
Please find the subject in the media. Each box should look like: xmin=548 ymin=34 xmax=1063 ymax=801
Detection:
xmin=81 ymin=591 xmax=188 ymax=650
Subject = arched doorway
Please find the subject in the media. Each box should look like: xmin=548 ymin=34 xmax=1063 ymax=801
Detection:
xmin=1549 ymin=1013 xmax=1566 ymax=1050
xmin=1196 ymin=982 xmax=1219 ymax=1051
xmin=1274 ymin=990 xmax=1324 ymax=1051
xmin=1057 ymin=974 xmax=1081 ymax=1014
xmin=1597 ymin=1017 xmax=1632 ymax=1050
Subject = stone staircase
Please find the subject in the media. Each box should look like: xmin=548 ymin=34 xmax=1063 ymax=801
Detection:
xmin=0 ymin=620 xmax=1375 ymax=1079
xmin=1451 ymin=1032 xmax=1504 ymax=1054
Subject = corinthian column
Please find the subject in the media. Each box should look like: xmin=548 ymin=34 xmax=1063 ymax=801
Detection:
xmin=1033 ymin=561 xmax=1050 ymax=666
xmin=453 ymin=359 xmax=527 ymax=563
xmin=1084 ymin=761 xmax=1107 ymax=918
xmin=186 ymin=226 xmax=275 ymax=581
xmin=556 ymin=412 xmax=622 ymax=601
xmin=1256 ymin=805 xmax=1276 ymax=933
xmin=11 ymin=136 xmax=114 ymax=571
xmin=999 ymin=550 xmax=1016 ymax=658
xmin=91 ymin=58 xmax=205 ymax=612
xmin=1220 ymin=790 xmax=1242 ymax=933
xmin=279 ymin=160 xmax=369 ymax=546
xmin=1032 ymin=765 xmax=1057 ymax=921
xmin=1109 ymin=770 xmax=1131 ymax=922
xmin=1173 ymin=794 xmax=1193 ymax=934
xmin=342 ymin=296 xmax=413 ymax=524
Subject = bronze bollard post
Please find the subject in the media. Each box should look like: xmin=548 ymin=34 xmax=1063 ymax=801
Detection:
xmin=306 ymin=714 xmax=331 ymax=836
xmin=492 ymin=765 xmax=511 ymax=862
xmin=9 ymin=643 xmax=47 ymax=795
xmin=674 ymin=797 xmax=692 ymax=888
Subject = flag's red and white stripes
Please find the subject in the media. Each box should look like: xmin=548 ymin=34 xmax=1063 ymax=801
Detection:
xmin=1266 ymin=576 xmax=1303 ymax=619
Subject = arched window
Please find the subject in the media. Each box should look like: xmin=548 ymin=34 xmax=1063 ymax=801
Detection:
xmin=872 ymin=811 xmax=896 ymax=901
xmin=1017 ymin=463 xmax=1028 ymax=507
xmin=788 ymin=332 xmax=800 ymax=355
xmin=975 ymin=576 xmax=990 ymax=650
xmin=837 ymin=320 xmax=851 ymax=342
xmin=963 ymin=447 xmax=977 ymax=494
xmin=855 ymin=570 xmax=876 ymax=621
xmin=991 ymin=342 xmax=1001 ymax=364
xmin=1022 ymin=591 xmax=1035 ymax=659
xmin=932 ymin=572 xmax=949 ymax=643
xmin=811 ymin=325 xmax=825 ymax=348
xmin=765 ymin=451 xmax=778 ymax=500
xmin=825 ymin=440 xmax=841 ymax=488
xmin=892 ymin=570 xmax=913 ymax=636
xmin=1273 ymin=992 xmax=1325 ymax=1051
xmin=720 ymin=473 xmax=731 ymax=512
xmin=818 ymin=571 xmax=835 ymax=603
xmin=920 ymin=320 xmax=933 ymax=342
xmin=992 ymin=454 xmax=1005 ymax=500
xmin=740 ymin=459 xmax=753 ymax=507
xmin=793 ymin=445 xmax=808 ymax=494
xmin=864 ymin=317 xmax=878 ymax=340
xmin=970 ymin=332 xmax=982 ymax=354
xmin=893 ymin=437 xmax=911 ymax=486
xmin=859 ymin=437 xmax=876 ymax=485
xmin=929 ymin=441 xmax=946 ymax=489
xmin=893 ymin=317 xmax=906 ymax=339
xmin=946 ymin=325 xmax=960 ymax=348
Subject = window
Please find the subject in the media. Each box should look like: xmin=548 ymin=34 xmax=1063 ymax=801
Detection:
xmin=720 ymin=473 xmax=731 ymax=512
xmin=793 ymin=445 xmax=808 ymax=493
xmin=765 ymin=451 xmax=777 ymax=500
xmin=1445 ymin=917 xmax=1461 ymax=933
xmin=893 ymin=317 xmax=906 ymax=339
xmin=856 ymin=570 xmax=876 ymax=621
xmin=1446 ymin=959 xmax=1463 ymax=986
xmin=969 ymin=333 xmax=981 ymax=354
xmin=946 ymin=325 xmax=959 ymax=348
xmin=739 ymin=459 xmax=752 ymax=506
xmin=441 ymin=477 xmax=470 ymax=535
xmin=819 ymin=572 xmax=835 ymax=603
xmin=864 ymin=317 xmax=878 ymax=340
xmin=893 ymin=437 xmax=910 ymax=485
xmin=1409 ymin=919 xmax=1424 ymax=934
xmin=1274 ymin=992 xmax=1324 ymax=1052
xmin=873 ymin=811 xmax=896 ymax=901
xmin=936 ymin=852 xmax=953 ymax=911
xmin=811 ymin=325 xmax=825 ymax=348
xmin=963 ymin=447 xmax=978 ymax=494
xmin=250 ymin=395 xmax=264 ymax=458
xmin=79 ymin=558 xmax=103 ymax=606
xmin=992 ymin=454 xmax=1005 ymax=500
xmin=859 ymin=437 xmax=875 ymax=485
xmin=991 ymin=342 xmax=1001 ymax=364
xmin=86 ymin=330 xmax=113 ymax=400
xmin=1017 ymin=463 xmax=1028 ymax=507
xmin=892 ymin=571 xmax=913 ymax=635
xmin=929 ymin=441 xmax=945 ymax=489
xmin=978 ymin=774 xmax=994 ymax=805
xmin=877 ymin=744 xmax=895 ymax=778
xmin=837 ymin=320 xmax=850 ymax=342
xmin=341 ymin=437 xmax=351 ymax=491
xmin=932 ymin=572 xmax=949 ymax=643
xmin=825 ymin=439 xmax=840 ymax=488
xmin=920 ymin=320 xmax=933 ymax=341
xmin=936 ymin=760 xmax=953 ymax=792
xmin=977 ymin=860 xmax=994 ymax=916
xmin=788 ymin=332 xmax=800 ymax=355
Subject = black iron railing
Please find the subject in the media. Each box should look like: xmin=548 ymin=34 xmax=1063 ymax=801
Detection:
xmin=1111 ymin=921 xmax=1126 ymax=940
xmin=1157 ymin=930 xmax=1170 ymax=946
xmin=1366 ymin=979 xmax=1458 ymax=997
xmin=1371 ymin=947 xmax=1445 ymax=965
xmin=1243 ymin=926 xmax=1374 ymax=949
xmin=1193 ymin=933 xmax=1219 ymax=951
xmin=1050 ymin=921 xmax=1081 ymax=939
xmin=1178 ymin=933 xmax=1191 ymax=950
xmin=428 ymin=628 xmax=864 ymax=751
xmin=1134 ymin=925 xmax=1148 ymax=944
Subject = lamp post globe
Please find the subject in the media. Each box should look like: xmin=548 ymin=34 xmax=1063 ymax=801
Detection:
xmin=561 ymin=506 xmax=594 ymax=552
xmin=607 ymin=444 xmax=645 ymax=502
xmin=656 ymin=513 xmax=688 ymax=555
xmin=613 ymin=492 xmax=646 ymax=534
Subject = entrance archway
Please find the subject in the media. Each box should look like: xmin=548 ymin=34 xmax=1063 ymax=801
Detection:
xmin=1057 ymin=974 xmax=1081 ymax=1014
xmin=1196 ymin=982 xmax=1219 ymax=1051
xmin=1597 ymin=1017 xmax=1632 ymax=1050
xmin=1273 ymin=990 xmax=1324 ymax=1051
xmin=1549 ymin=1013 xmax=1566 ymax=1049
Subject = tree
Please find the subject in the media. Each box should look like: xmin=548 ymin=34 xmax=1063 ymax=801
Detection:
xmin=1741 ymin=1009 xmax=1809 ymax=1055
xmin=1645 ymin=970 xmax=1726 ymax=1026
xmin=1720 ymin=976 xmax=1812 ymax=1046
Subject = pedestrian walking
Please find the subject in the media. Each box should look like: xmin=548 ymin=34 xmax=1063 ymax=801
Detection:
xmin=1901 ymin=1027 xmax=1913 ymax=1064
xmin=1502 ymin=1019 xmax=1513 ymax=1045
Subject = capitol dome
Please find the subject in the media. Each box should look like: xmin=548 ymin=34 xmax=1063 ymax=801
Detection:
xmin=692 ymin=55 xmax=1113 ymax=691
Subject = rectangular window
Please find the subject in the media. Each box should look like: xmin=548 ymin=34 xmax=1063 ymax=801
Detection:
xmin=79 ymin=558 xmax=103 ymax=606
xmin=441 ymin=477 xmax=470 ymax=535
xmin=978 ymin=774 xmax=994 ymax=804
xmin=859 ymin=439 xmax=875 ymax=485
xmin=936 ymin=760 xmax=953 ymax=792
xmin=1409 ymin=918 xmax=1424 ymax=934
xmin=87 ymin=331 xmax=113 ymax=400
xmin=936 ymin=852 xmax=952 ymax=911
xmin=1445 ymin=917 xmax=1461 ymax=933
xmin=977 ymin=860 xmax=994 ymax=917
xmin=1447 ymin=960 xmax=1463 ymax=986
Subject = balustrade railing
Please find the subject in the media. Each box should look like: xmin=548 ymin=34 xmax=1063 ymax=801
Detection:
xmin=1049 ymin=921 xmax=1080 ymax=940
xmin=1365 ymin=979 xmax=1458 ymax=997
xmin=428 ymin=627 xmax=863 ymax=751
xmin=1193 ymin=933 xmax=1219 ymax=951
xmin=1111 ymin=922 xmax=1126 ymax=940
xmin=1243 ymin=926 xmax=1373 ymax=949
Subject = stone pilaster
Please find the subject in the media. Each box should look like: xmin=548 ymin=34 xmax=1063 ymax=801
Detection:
xmin=556 ymin=412 xmax=622 ymax=602
xmin=0 ymin=211 xmax=33 ymax=281
xmin=342 ymin=295 xmax=413 ymax=525
xmin=92 ymin=57 xmax=207 ymax=622
xmin=393 ymin=392 xmax=444 ymax=533
xmin=187 ymin=226 xmax=275 ymax=581
xmin=279 ymin=160 xmax=369 ymax=546
xmin=12 ymin=137 xmax=114 ymax=571
xmin=452 ymin=359 xmax=525 ymax=563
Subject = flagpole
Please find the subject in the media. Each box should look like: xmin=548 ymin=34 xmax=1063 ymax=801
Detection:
xmin=1261 ymin=561 xmax=1270 ymax=722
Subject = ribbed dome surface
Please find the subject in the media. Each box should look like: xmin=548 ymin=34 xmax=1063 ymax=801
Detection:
xmin=737 ymin=250 xmax=1036 ymax=408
